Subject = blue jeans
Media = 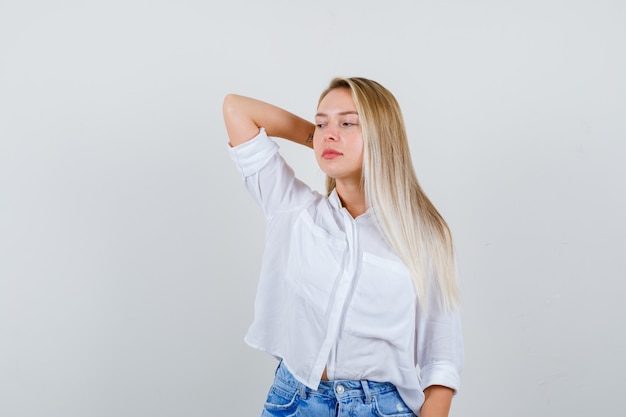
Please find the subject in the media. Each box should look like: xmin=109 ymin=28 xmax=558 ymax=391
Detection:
xmin=261 ymin=361 xmax=415 ymax=417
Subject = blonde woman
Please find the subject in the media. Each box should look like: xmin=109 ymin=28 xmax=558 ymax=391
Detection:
xmin=223 ymin=77 xmax=463 ymax=417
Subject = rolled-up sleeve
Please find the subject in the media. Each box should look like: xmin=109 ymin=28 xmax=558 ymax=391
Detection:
xmin=229 ymin=128 xmax=279 ymax=178
xmin=415 ymin=293 xmax=464 ymax=392
xmin=228 ymin=128 xmax=317 ymax=218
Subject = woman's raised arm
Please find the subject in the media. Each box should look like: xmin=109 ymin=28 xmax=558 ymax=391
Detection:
xmin=223 ymin=94 xmax=315 ymax=148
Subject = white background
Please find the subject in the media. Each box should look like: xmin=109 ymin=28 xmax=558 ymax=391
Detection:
xmin=1 ymin=1 xmax=625 ymax=416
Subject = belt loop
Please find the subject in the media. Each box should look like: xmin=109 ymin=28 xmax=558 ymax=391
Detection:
xmin=360 ymin=380 xmax=372 ymax=403
xmin=299 ymin=382 xmax=308 ymax=400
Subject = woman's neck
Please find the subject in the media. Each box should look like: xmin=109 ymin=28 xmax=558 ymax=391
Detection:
xmin=335 ymin=180 xmax=366 ymax=218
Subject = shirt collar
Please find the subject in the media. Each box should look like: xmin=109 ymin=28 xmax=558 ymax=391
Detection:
xmin=328 ymin=188 xmax=343 ymax=211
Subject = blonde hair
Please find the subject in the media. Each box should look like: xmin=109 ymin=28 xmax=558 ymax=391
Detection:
xmin=319 ymin=77 xmax=459 ymax=311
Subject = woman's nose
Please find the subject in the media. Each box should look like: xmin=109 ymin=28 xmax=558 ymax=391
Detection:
xmin=323 ymin=127 xmax=338 ymax=141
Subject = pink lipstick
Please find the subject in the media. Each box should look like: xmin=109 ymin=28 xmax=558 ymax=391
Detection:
xmin=322 ymin=149 xmax=342 ymax=159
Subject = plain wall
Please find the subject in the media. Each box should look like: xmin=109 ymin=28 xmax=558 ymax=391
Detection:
xmin=1 ymin=1 xmax=625 ymax=416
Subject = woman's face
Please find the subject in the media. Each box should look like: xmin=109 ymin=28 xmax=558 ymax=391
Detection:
xmin=313 ymin=88 xmax=364 ymax=185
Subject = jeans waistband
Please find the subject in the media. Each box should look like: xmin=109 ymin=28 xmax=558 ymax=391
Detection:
xmin=274 ymin=361 xmax=397 ymax=402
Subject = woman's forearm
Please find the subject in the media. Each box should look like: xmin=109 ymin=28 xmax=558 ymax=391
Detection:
xmin=223 ymin=94 xmax=315 ymax=148
xmin=420 ymin=385 xmax=454 ymax=417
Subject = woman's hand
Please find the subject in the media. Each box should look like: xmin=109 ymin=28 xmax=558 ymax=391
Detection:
xmin=420 ymin=385 xmax=454 ymax=417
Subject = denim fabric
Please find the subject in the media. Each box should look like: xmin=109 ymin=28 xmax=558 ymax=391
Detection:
xmin=261 ymin=361 xmax=416 ymax=417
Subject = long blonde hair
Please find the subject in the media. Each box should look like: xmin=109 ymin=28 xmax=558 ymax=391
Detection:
xmin=319 ymin=77 xmax=459 ymax=311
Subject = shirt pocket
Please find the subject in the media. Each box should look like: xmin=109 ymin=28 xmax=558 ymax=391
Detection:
xmin=344 ymin=252 xmax=416 ymax=351
xmin=286 ymin=211 xmax=347 ymax=316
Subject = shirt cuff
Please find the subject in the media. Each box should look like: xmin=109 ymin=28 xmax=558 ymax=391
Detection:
xmin=228 ymin=128 xmax=279 ymax=177
xmin=420 ymin=361 xmax=461 ymax=393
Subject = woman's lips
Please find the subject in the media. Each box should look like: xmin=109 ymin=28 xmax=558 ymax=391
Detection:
xmin=322 ymin=149 xmax=342 ymax=159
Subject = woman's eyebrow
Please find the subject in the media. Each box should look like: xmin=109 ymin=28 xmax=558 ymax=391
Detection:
xmin=315 ymin=111 xmax=359 ymax=118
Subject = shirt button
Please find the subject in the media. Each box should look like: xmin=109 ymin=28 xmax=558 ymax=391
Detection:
xmin=335 ymin=384 xmax=345 ymax=394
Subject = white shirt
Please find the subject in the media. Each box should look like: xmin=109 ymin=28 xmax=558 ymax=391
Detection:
xmin=229 ymin=129 xmax=463 ymax=415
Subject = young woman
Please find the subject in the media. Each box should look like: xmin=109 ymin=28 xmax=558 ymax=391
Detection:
xmin=223 ymin=77 xmax=463 ymax=417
